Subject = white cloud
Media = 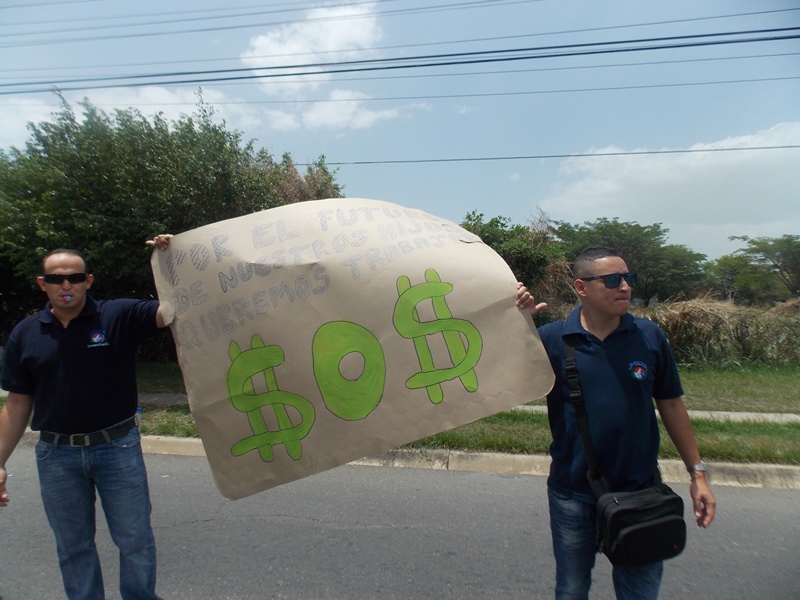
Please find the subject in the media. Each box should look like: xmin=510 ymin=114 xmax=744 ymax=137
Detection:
xmin=0 ymin=98 xmax=56 ymax=151
xmin=303 ymin=89 xmax=398 ymax=129
xmin=241 ymin=2 xmax=382 ymax=97
xmin=0 ymin=5 xmax=411 ymax=141
xmin=538 ymin=122 xmax=800 ymax=258
xmin=263 ymin=109 xmax=301 ymax=131
xmin=239 ymin=2 xmax=409 ymax=131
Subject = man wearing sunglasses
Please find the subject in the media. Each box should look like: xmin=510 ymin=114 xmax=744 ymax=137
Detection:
xmin=516 ymin=246 xmax=715 ymax=600
xmin=0 ymin=235 xmax=172 ymax=600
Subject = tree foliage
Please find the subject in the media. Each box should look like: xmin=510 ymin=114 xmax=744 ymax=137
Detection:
xmin=703 ymin=235 xmax=800 ymax=305
xmin=0 ymin=95 xmax=343 ymax=341
xmin=459 ymin=212 xmax=797 ymax=310
xmin=730 ymin=235 xmax=800 ymax=298
xmin=703 ymin=254 xmax=787 ymax=305
xmin=551 ymin=217 xmax=706 ymax=305
xmin=460 ymin=210 xmax=571 ymax=305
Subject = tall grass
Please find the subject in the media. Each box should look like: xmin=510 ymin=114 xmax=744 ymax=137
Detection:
xmin=638 ymin=298 xmax=800 ymax=367
xmin=537 ymin=297 xmax=799 ymax=368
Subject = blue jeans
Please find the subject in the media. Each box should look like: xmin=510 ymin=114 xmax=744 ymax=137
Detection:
xmin=548 ymin=488 xmax=663 ymax=600
xmin=36 ymin=427 xmax=161 ymax=600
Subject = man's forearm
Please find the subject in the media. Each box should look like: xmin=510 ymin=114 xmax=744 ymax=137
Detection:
xmin=0 ymin=393 xmax=33 ymax=467
xmin=655 ymin=397 xmax=702 ymax=468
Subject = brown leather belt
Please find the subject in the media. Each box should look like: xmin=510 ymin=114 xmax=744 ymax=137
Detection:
xmin=39 ymin=417 xmax=137 ymax=447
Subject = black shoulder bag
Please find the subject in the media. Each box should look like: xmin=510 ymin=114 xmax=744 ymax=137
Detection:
xmin=564 ymin=341 xmax=687 ymax=567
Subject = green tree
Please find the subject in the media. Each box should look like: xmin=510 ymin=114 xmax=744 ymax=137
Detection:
xmin=270 ymin=153 xmax=344 ymax=204
xmin=0 ymin=95 xmax=343 ymax=341
xmin=637 ymin=243 xmax=707 ymax=304
xmin=303 ymin=155 xmax=345 ymax=200
xmin=704 ymin=254 xmax=787 ymax=304
xmin=460 ymin=210 xmax=569 ymax=303
xmin=731 ymin=235 xmax=800 ymax=298
xmin=552 ymin=217 xmax=706 ymax=305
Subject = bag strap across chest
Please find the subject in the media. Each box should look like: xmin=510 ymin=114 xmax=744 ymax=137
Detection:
xmin=564 ymin=340 xmax=662 ymax=499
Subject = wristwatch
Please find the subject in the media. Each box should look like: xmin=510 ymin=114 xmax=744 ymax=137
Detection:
xmin=687 ymin=461 xmax=709 ymax=479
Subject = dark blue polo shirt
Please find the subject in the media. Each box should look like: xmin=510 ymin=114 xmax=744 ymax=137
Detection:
xmin=538 ymin=306 xmax=683 ymax=503
xmin=1 ymin=295 xmax=161 ymax=435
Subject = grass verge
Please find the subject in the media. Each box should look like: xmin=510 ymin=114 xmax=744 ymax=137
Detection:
xmin=405 ymin=410 xmax=800 ymax=465
xmin=127 ymin=361 xmax=799 ymax=464
xmin=4 ymin=363 xmax=797 ymax=465
xmin=134 ymin=361 xmax=800 ymax=414
xmin=138 ymin=404 xmax=198 ymax=438
xmin=679 ymin=364 xmax=799 ymax=414
xmin=128 ymin=402 xmax=800 ymax=465
xmin=525 ymin=364 xmax=800 ymax=414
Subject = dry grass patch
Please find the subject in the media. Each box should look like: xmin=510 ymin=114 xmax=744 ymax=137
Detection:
xmin=638 ymin=298 xmax=800 ymax=366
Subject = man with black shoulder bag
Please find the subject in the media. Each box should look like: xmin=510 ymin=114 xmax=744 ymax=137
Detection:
xmin=516 ymin=246 xmax=715 ymax=600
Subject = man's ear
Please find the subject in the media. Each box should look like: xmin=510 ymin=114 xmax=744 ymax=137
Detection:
xmin=574 ymin=278 xmax=587 ymax=299
xmin=36 ymin=276 xmax=47 ymax=292
xmin=86 ymin=273 xmax=94 ymax=289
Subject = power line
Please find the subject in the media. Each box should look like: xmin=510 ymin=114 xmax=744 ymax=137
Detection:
xmin=3 ymin=45 xmax=795 ymax=85
xmin=0 ymin=0 xmax=383 ymax=36
xmin=7 ymin=75 xmax=792 ymax=108
xmin=0 ymin=0 xmax=538 ymax=47
xmin=0 ymin=0 xmax=324 ymax=24
xmin=293 ymin=76 xmax=800 ymax=104
xmin=0 ymin=0 xmax=101 ymax=8
xmin=2 ymin=27 xmax=797 ymax=95
xmin=1 ymin=7 xmax=794 ymax=76
xmin=311 ymin=145 xmax=800 ymax=166
xmin=4 ymin=69 xmax=797 ymax=112
xmin=3 ymin=3 xmax=796 ymax=50
xmin=226 ymin=51 xmax=800 ymax=89
xmin=3 ymin=4 xmax=795 ymax=49
xmin=2 ymin=51 xmax=796 ymax=98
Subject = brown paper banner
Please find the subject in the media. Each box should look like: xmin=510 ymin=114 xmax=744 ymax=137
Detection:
xmin=151 ymin=198 xmax=554 ymax=499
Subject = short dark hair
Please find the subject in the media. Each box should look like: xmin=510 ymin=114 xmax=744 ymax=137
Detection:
xmin=573 ymin=246 xmax=621 ymax=279
xmin=42 ymin=248 xmax=90 ymax=274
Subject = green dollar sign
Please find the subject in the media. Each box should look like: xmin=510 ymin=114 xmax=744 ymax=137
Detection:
xmin=394 ymin=268 xmax=482 ymax=404
xmin=227 ymin=335 xmax=315 ymax=462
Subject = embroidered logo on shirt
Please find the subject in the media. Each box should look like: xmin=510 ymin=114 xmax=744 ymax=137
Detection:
xmin=88 ymin=330 xmax=110 ymax=347
xmin=629 ymin=361 xmax=648 ymax=380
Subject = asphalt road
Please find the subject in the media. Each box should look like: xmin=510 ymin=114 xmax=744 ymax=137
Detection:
xmin=2 ymin=449 xmax=799 ymax=600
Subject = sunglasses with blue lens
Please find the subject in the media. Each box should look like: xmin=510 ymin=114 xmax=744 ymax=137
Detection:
xmin=580 ymin=272 xmax=637 ymax=289
xmin=42 ymin=273 xmax=88 ymax=285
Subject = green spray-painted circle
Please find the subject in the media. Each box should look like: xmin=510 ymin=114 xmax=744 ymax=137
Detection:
xmin=313 ymin=321 xmax=386 ymax=420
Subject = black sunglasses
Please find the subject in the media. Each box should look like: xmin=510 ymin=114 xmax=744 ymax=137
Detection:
xmin=580 ymin=272 xmax=637 ymax=289
xmin=42 ymin=273 xmax=88 ymax=285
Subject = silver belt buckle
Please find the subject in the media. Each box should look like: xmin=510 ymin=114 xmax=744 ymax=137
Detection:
xmin=69 ymin=434 xmax=90 ymax=447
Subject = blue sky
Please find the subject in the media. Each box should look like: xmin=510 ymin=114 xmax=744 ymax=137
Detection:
xmin=1 ymin=0 xmax=798 ymax=259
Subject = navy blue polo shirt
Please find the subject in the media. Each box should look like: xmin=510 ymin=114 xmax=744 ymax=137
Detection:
xmin=538 ymin=306 xmax=683 ymax=504
xmin=1 ymin=295 xmax=161 ymax=435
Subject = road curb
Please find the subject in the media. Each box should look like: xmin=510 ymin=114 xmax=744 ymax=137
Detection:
xmin=514 ymin=404 xmax=800 ymax=424
xmin=140 ymin=434 xmax=800 ymax=490
xmin=353 ymin=448 xmax=800 ymax=490
xmin=17 ymin=431 xmax=800 ymax=490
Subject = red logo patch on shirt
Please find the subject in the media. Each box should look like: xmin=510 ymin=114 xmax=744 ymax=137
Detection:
xmin=629 ymin=361 xmax=648 ymax=380
xmin=89 ymin=330 xmax=108 ymax=346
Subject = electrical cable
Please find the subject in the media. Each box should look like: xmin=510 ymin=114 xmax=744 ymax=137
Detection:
xmin=1 ymin=27 xmax=797 ymax=95
xmin=306 ymin=145 xmax=800 ymax=166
